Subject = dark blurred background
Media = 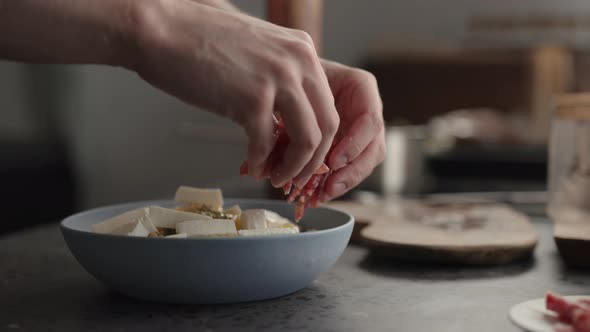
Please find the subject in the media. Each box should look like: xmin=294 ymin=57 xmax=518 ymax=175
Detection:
xmin=3 ymin=0 xmax=590 ymax=233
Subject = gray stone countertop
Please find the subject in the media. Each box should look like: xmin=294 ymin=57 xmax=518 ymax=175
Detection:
xmin=1 ymin=217 xmax=589 ymax=332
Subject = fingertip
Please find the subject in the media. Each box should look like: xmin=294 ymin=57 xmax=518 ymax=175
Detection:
xmin=270 ymin=170 xmax=287 ymax=188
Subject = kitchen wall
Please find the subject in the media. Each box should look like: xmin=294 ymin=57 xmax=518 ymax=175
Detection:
xmin=2 ymin=0 xmax=590 ymax=208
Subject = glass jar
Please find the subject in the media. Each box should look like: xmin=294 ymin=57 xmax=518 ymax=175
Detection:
xmin=548 ymin=93 xmax=590 ymax=218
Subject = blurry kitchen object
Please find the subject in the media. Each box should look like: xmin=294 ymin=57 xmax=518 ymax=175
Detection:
xmin=363 ymin=45 xmax=573 ymax=192
xmin=267 ymin=0 xmax=322 ymax=52
xmin=548 ymin=92 xmax=590 ymax=268
xmin=423 ymin=107 xmax=546 ymax=193
xmin=426 ymin=108 xmax=531 ymax=154
xmin=467 ymin=13 xmax=590 ymax=50
xmin=327 ymin=198 xmax=538 ymax=265
xmin=361 ymin=125 xmax=427 ymax=195
xmin=428 ymin=190 xmax=548 ymax=216
xmin=365 ymin=45 xmax=573 ymax=142
xmin=530 ymin=46 xmax=575 ymax=142
xmin=365 ymin=47 xmax=532 ymax=126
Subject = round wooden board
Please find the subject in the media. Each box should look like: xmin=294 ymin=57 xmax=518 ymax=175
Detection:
xmin=330 ymin=199 xmax=538 ymax=265
xmin=325 ymin=200 xmax=403 ymax=243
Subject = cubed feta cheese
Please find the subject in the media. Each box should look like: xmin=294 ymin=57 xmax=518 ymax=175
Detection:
xmin=240 ymin=209 xmax=268 ymax=230
xmin=174 ymin=186 xmax=223 ymax=210
xmin=140 ymin=206 xmax=211 ymax=229
xmin=176 ymin=219 xmax=237 ymax=237
xmin=127 ymin=220 xmax=150 ymax=237
xmin=240 ymin=209 xmax=297 ymax=230
xmin=92 ymin=208 xmax=146 ymax=234
xmin=264 ymin=210 xmax=297 ymax=229
xmin=224 ymin=205 xmax=241 ymax=216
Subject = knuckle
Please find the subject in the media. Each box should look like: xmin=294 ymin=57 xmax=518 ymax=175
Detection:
xmin=299 ymin=130 xmax=321 ymax=153
xmin=292 ymin=29 xmax=315 ymax=45
xmin=352 ymin=69 xmax=383 ymax=112
xmin=132 ymin=0 xmax=170 ymax=50
xmin=324 ymin=113 xmax=340 ymax=137
xmin=365 ymin=110 xmax=384 ymax=132
xmin=288 ymin=39 xmax=317 ymax=66
xmin=353 ymin=68 xmax=378 ymax=87
xmin=349 ymin=166 xmax=365 ymax=186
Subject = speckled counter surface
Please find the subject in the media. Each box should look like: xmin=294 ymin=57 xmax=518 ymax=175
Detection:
xmin=1 ymin=218 xmax=589 ymax=332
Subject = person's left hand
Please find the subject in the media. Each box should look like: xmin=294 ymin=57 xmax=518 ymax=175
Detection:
xmin=320 ymin=60 xmax=385 ymax=202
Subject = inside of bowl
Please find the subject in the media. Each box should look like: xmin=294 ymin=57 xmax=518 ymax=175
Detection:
xmin=62 ymin=199 xmax=352 ymax=233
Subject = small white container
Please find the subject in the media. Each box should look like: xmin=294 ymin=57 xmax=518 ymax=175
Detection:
xmin=548 ymin=93 xmax=590 ymax=217
xmin=362 ymin=125 xmax=427 ymax=195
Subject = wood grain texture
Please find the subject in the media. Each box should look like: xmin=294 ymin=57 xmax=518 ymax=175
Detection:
xmin=328 ymin=200 xmax=538 ymax=265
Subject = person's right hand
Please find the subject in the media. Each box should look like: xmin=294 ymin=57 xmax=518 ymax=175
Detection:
xmin=130 ymin=0 xmax=339 ymax=188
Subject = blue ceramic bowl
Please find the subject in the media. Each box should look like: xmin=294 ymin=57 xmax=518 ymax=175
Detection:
xmin=60 ymin=199 xmax=353 ymax=304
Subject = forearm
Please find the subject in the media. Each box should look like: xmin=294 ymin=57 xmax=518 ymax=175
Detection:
xmin=0 ymin=0 xmax=138 ymax=67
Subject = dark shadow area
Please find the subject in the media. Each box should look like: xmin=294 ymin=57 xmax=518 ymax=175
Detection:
xmin=358 ymin=250 xmax=536 ymax=281
xmin=553 ymin=251 xmax=590 ymax=286
xmin=0 ymin=140 xmax=76 ymax=235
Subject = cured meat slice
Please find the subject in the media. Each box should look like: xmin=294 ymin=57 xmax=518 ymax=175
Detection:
xmin=239 ymin=119 xmax=333 ymax=221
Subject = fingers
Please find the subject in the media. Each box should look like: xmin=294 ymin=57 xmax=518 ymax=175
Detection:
xmin=292 ymin=77 xmax=339 ymax=188
xmin=243 ymin=89 xmax=276 ymax=179
xmin=243 ymin=29 xmax=339 ymax=187
xmin=270 ymin=87 xmax=321 ymax=187
xmin=328 ymin=111 xmax=383 ymax=171
xmin=269 ymin=31 xmax=338 ymax=188
xmin=245 ymin=114 xmax=276 ymax=179
xmin=328 ymin=71 xmax=383 ymax=171
xmin=321 ymin=128 xmax=386 ymax=201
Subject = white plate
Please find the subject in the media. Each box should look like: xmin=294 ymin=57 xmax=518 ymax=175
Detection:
xmin=509 ymin=295 xmax=590 ymax=332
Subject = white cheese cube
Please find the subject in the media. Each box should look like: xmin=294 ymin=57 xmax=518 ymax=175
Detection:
xmin=140 ymin=206 xmax=211 ymax=229
xmin=92 ymin=208 xmax=146 ymax=234
xmin=174 ymin=186 xmax=223 ymax=210
xmin=165 ymin=233 xmax=187 ymax=239
xmin=176 ymin=219 xmax=237 ymax=237
xmin=240 ymin=209 xmax=268 ymax=230
xmin=264 ymin=210 xmax=296 ymax=229
xmin=127 ymin=220 xmax=150 ymax=237
xmin=238 ymin=228 xmax=299 ymax=236
xmin=240 ymin=209 xmax=297 ymax=230
xmin=138 ymin=215 xmax=158 ymax=234
xmin=224 ymin=205 xmax=241 ymax=216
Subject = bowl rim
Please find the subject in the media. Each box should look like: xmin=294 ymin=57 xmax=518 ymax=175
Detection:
xmin=60 ymin=198 xmax=354 ymax=242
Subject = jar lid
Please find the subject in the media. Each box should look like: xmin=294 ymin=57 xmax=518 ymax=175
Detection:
xmin=555 ymin=93 xmax=590 ymax=120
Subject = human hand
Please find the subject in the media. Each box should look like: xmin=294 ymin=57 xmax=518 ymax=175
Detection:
xmin=319 ymin=60 xmax=385 ymax=201
xmin=132 ymin=0 xmax=339 ymax=188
